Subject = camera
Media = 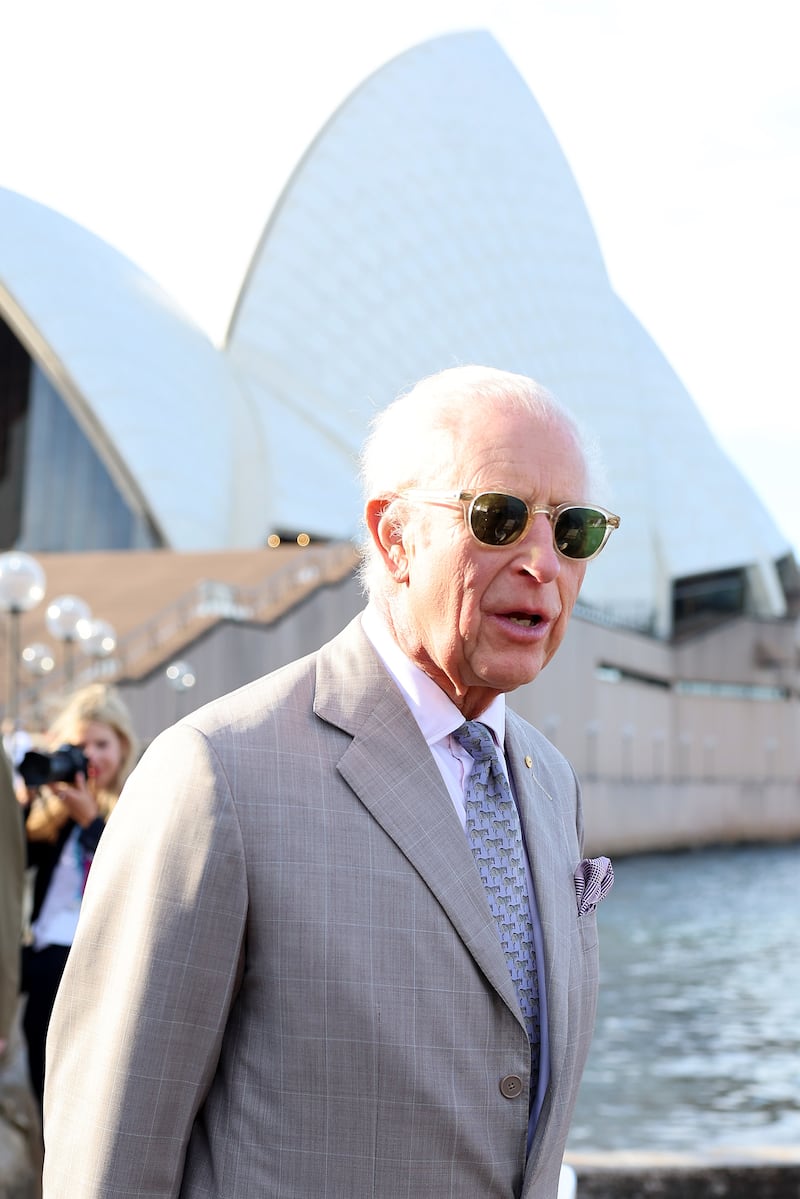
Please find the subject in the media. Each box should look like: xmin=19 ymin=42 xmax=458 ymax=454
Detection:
xmin=18 ymin=744 xmax=90 ymax=788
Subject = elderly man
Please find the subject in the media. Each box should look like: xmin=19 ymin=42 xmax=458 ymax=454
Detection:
xmin=43 ymin=366 xmax=616 ymax=1198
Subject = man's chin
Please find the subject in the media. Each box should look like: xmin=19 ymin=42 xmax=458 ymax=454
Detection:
xmin=471 ymin=655 xmax=548 ymax=697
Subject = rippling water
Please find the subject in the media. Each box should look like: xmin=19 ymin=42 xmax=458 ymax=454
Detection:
xmin=566 ymin=842 xmax=800 ymax=1152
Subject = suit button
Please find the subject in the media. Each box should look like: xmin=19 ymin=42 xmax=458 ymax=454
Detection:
xmin=499 ymin=1074 xmax=524 ymax=1100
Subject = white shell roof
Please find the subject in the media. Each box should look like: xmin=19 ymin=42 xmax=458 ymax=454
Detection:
xmin=226 ymin=30 xmax=790 ymax=630
xmin=0 ymin=187 xmax=267 ymax=550
xmin=0 ymin=30 xmax=791 ymax=636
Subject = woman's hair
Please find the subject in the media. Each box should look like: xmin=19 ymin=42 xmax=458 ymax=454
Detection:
xmin=26 ymin=684 xmax=139 ymax=842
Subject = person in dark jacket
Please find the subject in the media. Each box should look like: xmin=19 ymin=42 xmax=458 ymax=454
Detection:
xmin=21 ymin=685 xmax=138 ymax=1108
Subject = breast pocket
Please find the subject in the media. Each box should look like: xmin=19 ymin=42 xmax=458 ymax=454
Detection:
xmin=577 ymin=906 xmax=599 ymax=952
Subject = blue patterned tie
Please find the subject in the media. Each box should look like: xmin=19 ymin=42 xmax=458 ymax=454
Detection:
xmin=453 ymin=721 xmax=540 ymax=1074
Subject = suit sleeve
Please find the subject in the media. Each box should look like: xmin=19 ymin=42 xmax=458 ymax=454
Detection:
xmin=42 ymin=723 xmax=248 ymax=1199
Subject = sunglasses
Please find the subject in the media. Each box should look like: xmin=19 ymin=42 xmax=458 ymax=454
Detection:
xmin=399 ymin=489 xmax=620 ymax=561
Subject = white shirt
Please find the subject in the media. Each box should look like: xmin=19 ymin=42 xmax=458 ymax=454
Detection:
xmin=361 ymin=603 xmax=550 ymax=1136
xmin=32 ymin=825 xmax=87 ymax=949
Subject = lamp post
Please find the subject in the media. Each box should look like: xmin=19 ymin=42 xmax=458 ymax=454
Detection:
xmin=0 ymin=551 xmax=46 ymax=722
xmin=45 ymin=594 xmax=92 ymax=689
xmin=651 ymin=729 xmax=666 ymax=781
xmin=21 ymin=641 xmax=56 ymax=728
xmin=22 ymin=643 xmax=56 ymax=679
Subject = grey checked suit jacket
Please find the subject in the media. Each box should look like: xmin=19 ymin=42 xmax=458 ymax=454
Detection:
xmin=43 ymin=615 xmax=600 ymax=1199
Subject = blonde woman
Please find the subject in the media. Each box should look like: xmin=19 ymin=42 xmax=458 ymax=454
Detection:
xmin=21 ymin=684 xmax=138 ymax=1108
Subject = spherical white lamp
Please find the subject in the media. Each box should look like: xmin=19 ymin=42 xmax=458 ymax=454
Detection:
xmin=79 ymin=618 xmax=117 ymax=659
xmin=0 ymin=551 xmax=46 ymax=721
xmin=46 ymin=594 xmax=92 ymax=686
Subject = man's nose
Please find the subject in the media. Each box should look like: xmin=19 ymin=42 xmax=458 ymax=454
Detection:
xmin=518 ymin=514 xmax=560 ymax=579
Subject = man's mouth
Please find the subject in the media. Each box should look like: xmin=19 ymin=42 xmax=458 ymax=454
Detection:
xmin=506 ymin=613 xmax=543 ymax=628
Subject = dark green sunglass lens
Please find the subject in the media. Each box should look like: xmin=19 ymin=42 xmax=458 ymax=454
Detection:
xmin=554 ymin=508 xmax=607 ymax=559
xmin=470 ymin=494 xmax=528 ymax=545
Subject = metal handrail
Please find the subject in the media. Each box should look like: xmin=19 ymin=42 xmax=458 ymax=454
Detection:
xmin=21 ymin=543 xmax=359 ymax=708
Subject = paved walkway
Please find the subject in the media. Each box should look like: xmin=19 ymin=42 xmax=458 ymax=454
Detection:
xmin=0 ymin=1010 xmax=41 ymax=1199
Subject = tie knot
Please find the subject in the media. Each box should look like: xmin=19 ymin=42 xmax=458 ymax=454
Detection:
xmin=452 ymin=721 xmax=497 ymax=764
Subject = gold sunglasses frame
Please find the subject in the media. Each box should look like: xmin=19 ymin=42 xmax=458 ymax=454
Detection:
xmin=398 ymin=489 xmax=620 ymax=561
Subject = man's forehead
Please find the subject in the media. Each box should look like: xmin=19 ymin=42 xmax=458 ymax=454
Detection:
xmin=445 ymin=409 xmax=584 ymax=474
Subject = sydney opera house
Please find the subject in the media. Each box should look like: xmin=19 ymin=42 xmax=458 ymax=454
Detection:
xmin=1 ymin=31 xmax=798 ymax=852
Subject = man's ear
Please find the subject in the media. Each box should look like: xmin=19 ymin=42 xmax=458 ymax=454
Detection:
xmin=365 ymin=498 xmax=410 ymax=582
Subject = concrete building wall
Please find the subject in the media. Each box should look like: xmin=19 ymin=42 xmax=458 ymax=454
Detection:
xmin=116 ymin=573 xmax=366 ymax=746
xmin=581 ymin=779 xmax=800 ymax=858
xmin=512 ymin=616 xmax=799 ymax=785
xmin=110 ymin=580 xmax=800 ymax=858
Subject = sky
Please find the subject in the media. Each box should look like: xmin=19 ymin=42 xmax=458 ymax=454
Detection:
xmin=2 ymin=0 xmax=799 ymax=557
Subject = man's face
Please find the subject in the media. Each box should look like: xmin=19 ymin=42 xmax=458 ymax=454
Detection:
xmin=393 ymin=407 xmax=589 ymax=718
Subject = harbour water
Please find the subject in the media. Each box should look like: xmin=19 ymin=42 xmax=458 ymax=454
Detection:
xmin=566 ymin=841 xmax=800 ymax=1153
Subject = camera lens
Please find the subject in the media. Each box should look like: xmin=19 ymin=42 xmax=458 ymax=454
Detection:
xmin=18 ymin=744 xmax=89 ymax=786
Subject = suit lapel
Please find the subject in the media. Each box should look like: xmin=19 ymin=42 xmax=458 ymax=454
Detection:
xmin=505 ymin=713 xmax=576 ymax=1154
xmin=314 ymin=617 xmax=524 ymax=1025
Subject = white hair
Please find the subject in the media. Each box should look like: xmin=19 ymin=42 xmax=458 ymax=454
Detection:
xmin=357 ymin=364 xmax=608 ymax=601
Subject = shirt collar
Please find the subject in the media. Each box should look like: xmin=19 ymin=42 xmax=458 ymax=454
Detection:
xmin=361 ymin=603 xmax=506 ymax=749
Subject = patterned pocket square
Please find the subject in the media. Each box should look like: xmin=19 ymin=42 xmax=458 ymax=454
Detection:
xmin=574 ymin=856 xmax=614 ymax=914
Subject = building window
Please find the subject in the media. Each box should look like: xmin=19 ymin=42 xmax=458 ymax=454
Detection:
xmin=0 ymin=319 xmax=32 ymax=547
xmin=17 ymin=365 xmax=160 ymax=552
xmin=672 ymin=568 xmax=747 ymax=634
